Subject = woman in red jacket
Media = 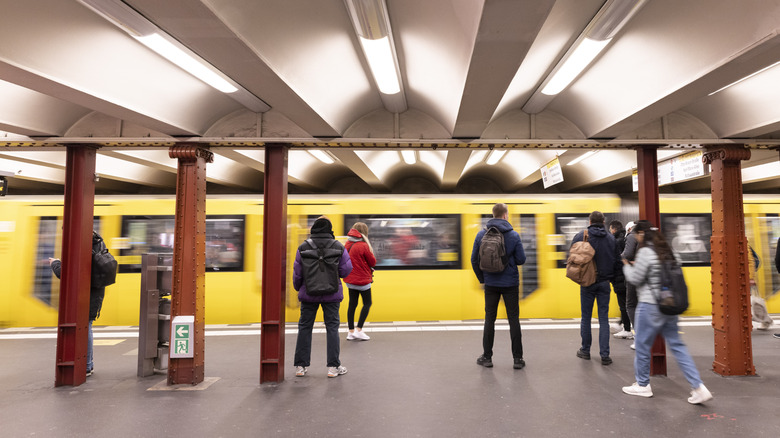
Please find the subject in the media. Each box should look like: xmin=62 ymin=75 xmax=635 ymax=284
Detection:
xmin=345 ymin=222 xmax=377 ymax=341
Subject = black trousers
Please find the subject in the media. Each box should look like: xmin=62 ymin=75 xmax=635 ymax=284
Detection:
xmin=483 ymin=285 xmax=523 ymax=360
xmin=611 ymin=275 xmax=631 ymax=331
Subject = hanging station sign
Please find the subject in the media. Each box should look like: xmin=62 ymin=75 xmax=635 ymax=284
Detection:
xmin=541 ymin=156 xmax=564 ymax=188
xmin=632 ymin=150 xmax=707 ymax=191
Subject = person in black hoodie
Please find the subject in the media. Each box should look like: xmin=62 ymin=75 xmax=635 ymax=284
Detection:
xmin=570 ymin=211 xmax=619 ymax=365
xmin=609 ymin=220 xmax=632 ymax=340
xmin=49 ymin=231 xmax=107 ymax=377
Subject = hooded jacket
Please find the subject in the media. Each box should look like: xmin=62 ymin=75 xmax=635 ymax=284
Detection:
xmin=344 ymin=228 xmax=376 ymax=286
xmin=571 ymin=224 xmax=619 ymax=284
xmin=50 ymin=231 xmax=106 ymax=320
xmin=470 ymin=218 xmax=526 ymax=287
xmin=292 ymin=218 xmax=353 ymax=303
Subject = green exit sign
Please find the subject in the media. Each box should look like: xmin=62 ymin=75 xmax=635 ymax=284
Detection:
xmin=170 ymin=315 xmax=194 ymax=358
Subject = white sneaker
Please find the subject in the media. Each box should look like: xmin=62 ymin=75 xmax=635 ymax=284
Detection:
xmin=622 ymin=382 xmax=653 ymax=397
xmin=346 ymin=332 xmax=356 ymax=341
xmin=613 ymin=330 xmax=634 ymax=339
xmin=327 ymin=366 xmax=348 ymax=378
xmin=610 ymin=322 xmax=623 ymax=334
xmin=295 ymin=366 xmax=308 ymax=377
xmin=353 ymin=330 xmax=370 ymax=340
xmin=630 ymin=343 xmax=635 ymax=350
xmin=688 ymin=384 xmax=713 ymax=404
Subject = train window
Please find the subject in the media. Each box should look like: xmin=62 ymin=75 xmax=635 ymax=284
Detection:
xmin=756 ymin=214 xmax=779 ymax=299
xmin=660 ymin=214 xmax=712 ymax=266
xmin=33 ymin=217 xmax=59 ymax=308
xmin=480 ymin=214 xmax=538 ymax=298
xmin=117 ymin=215 xmax=245 ymax=273
xmin=343 ymin=214 xmax=460 ymax=270
xmin=554 ymin=214 xmax=591 ymax=269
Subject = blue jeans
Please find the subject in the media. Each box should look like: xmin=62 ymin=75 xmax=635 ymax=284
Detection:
xmin=483 ymin=285 xmax=523 ymax=359
xmin=294 ymin=301 xmax=341 ymax=367
xmin=634 ymin=302 xmax=702 ymax=388
xmin=88 ymin=320 xmax=94 ymax=372
xmin=580 ymin=281 xmax=611 ymax=358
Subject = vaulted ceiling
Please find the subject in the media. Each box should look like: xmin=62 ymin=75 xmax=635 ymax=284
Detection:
xmin=1 ymin=0 xmax=779 ymax=195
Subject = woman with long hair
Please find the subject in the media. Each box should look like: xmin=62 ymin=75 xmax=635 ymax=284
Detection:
xmin=344 ymin=222 xmax=377 ymax=341
xmin=621 ymin=221 xmax=713 ymax=404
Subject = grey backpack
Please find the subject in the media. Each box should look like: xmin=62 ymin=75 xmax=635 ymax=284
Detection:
xmin=479 ymin=227 xmax=507 ymax=273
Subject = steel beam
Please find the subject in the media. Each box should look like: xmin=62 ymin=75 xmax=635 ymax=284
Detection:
xmin=260 ymin=144 xmax=288 ymax=383
xmin=167 ymin=144 xmax=212 ymax=385
xmin=704 ymin=145 xmax=755 ymax=376
xmin=55 ymin=145 xmax=96 ymax=387
xmin=636 ymin=145 xmax=666 ymax=375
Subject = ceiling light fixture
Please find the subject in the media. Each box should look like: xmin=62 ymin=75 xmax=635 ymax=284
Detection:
xmin=400 ymin=150 xmax=416 ymax=164
xmin=708 ymin=60 xmax=780 ymax=96
xmin=523 ymin=0 xmax=647 ymax=113
xmin=567 ymin=151 xmax=598 ymax=166
xmin=486 ymin=150 xmax=507 ymax=165
xmin=345 ymin=0 xmax=407 ymax=113
xmin=77 ymin=0 xmax=269 ymax=111
xmin=309 ymin=150 xmax=335 ymax=164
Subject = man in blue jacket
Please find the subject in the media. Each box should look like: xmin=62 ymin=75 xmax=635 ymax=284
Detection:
xmin=471 ymin=203 xmax=527 ymax=369
xmin=571 ymin=211 xmax=619 ymax=365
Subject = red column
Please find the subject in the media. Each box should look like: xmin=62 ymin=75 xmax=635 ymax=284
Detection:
xmin=167 ymin=144 xmax=212 ymax=385
xmin=55 ymin=145 xmax=97 ymax=387
xmin=704 ymin=145 xmax=755 ymax=376
xmin=260 ymin=144 xmax=288 ymax=383
xmin=636 ymin=145 xmax=666 ymax=375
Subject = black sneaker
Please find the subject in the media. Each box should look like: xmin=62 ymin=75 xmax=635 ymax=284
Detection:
xmin=86 ymin=368 xmax=93 ymax=377
xmin=576 ymin=349 xmax=590 ymax=360
xmin=476 ymin=355 xmax=493 ymax=368
xmin=601 ymin=356 xmax=613 ymax=366
xmin=773 ymin=333 xmax=780 ymax=339
xmin=513 ymin=358 xmax=526 ymax=369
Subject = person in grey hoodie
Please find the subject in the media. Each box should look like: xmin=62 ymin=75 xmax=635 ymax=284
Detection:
xmin=571 ymin=211 xmax=619 ymax=365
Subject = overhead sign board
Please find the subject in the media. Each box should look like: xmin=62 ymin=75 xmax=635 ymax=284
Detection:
xmin=658 ymin=150 xmax=707 ymax=186
xmin=632 ymin=150 xmax=707 ymax=191
xmin=170 ymin=315 xmax=194 ymax=359
xmin=541 ymin=156 xmax=564 ymax=188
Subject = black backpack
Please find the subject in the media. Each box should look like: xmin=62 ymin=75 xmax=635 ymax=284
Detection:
xmin=91 ymin=233 xmax=117 ymax=288
xmin=656 ymin=259 xmax=688 ymax=315
xmin=299 ymin=238 xmax=343 ymax=296
xmin=479 ymin=227 xmax=507 ymax=273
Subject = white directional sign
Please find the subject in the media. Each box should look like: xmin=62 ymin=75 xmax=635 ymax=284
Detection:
xmin=170 ymin=315 xmax=194 ymax=359
xmin=540 ymin=156 xmax=564 ymax=189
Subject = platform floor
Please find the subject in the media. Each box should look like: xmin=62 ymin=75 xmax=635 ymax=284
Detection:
xmin=1 ymin=317 xmax=779 ymax=437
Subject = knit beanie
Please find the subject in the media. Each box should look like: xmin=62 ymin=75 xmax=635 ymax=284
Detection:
xmin=310 ymin=217 xmax=334 ymax=237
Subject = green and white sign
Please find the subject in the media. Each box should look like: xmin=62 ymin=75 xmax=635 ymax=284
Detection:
xmin=170 ymin=315 xmax=194 ymax=359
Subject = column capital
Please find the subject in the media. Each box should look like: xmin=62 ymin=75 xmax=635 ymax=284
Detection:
xmin=169 ymin=144 xmax=214 ymax=163
xmin=703 ymin=145 xmax=750 ymax=164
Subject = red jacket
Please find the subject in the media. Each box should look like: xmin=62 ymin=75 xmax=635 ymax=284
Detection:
xmin=344 ymin=229 xmax=377 ymax=286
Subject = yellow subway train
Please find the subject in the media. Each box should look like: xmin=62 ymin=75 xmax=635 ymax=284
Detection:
xmin=1 ymin=194 xmax=778 ymax=328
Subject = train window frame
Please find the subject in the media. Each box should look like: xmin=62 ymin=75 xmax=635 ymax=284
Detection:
xmin=343 ymin=214 xmax=461 ymax=270
xmin=660 ymin=213 xmax=712 ymax=267
xmin=554 ymin=214 xmax=592 ymax=269
xmin=117 ymin=214 xmax=246 ymax=273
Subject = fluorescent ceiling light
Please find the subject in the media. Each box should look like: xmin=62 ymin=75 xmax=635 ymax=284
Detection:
xmin=309 ymin=150 xmax=335 ymax=164
xmin=709 ymin=60 xmax=780 ymax=96
xmin=400 ymin=150 xmax=416 ymax=164
xmin=137 ymin=34 xmax=237 ymax=93
xmin=542 ymin=38 xmax=610 ymax=96
xmin=486 ymin=150 xmax=507 ymax=165
xmin=567 ymin=151 xmax=598 ymax=166
xmin=359 ymin=36 xmax=401 ymax=94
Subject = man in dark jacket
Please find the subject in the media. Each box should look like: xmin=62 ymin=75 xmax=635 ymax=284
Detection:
xmin=292 ymin=217 xmax=352 ymax=378
xmin=470 ymin=203 xmax=527 ymax=370
xmin=571 ymin=211 xmax=619 ymax=365
xmin=49 ymin=231 xmax=107 ymax=377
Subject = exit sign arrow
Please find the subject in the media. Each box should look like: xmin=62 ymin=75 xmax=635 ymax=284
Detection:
xmin=176 ymin=325 xmax=189 ymax=338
